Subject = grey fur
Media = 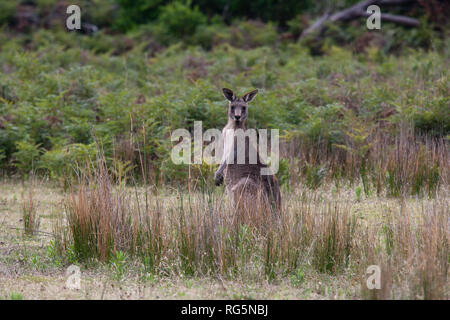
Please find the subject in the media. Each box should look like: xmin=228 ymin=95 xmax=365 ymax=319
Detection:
xmin=215 ymin=88 xmax=281 ymax=213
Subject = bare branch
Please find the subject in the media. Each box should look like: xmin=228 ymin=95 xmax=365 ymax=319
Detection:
xmin=329 ymin=0 xmax=382 ymax=22
xmin=374 ymin=13 xmax=420 ymax=26
xmin=380 ymin=0 xmax=416 ymax=5
xmin=300 ymin=12 xmax=330 ymax=38
xmin=299 ymin=0 xmax=420 ymax=40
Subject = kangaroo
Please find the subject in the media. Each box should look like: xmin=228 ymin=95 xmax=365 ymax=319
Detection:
xmin=214 ymin=88 xmax=281 ymax=215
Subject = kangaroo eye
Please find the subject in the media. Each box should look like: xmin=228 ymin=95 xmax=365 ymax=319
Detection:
xmin=231 ymin=106 xmax=235 ymax=111
xmin=242 ymin=107 xmax=246 ymax=112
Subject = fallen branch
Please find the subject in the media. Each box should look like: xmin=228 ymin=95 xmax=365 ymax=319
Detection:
xmin=299 ymin=0 xmax=420 ymax=39
xmin=364 ymin=12 xmax=420 ymax=27
xmin=301 ymin=12 xmax=330 ymax=38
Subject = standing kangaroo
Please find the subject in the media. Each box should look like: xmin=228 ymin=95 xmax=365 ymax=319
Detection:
xmin=214 ymin=88 xmax=281 ymax=215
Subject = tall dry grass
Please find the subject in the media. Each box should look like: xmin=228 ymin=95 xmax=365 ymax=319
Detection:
xmin=360 ymin=198 xmax=449 ymax=299
xmin=22 ymin=182 xmax=40 ymax=236
xmin=282 ymin=124 xmax=448 ymax=197
xmin=54 ymin=154 xmax=449 ymax=298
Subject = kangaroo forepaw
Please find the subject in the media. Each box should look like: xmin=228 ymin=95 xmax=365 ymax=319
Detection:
xmin=214 ymin=173 xmax=224 ymax=186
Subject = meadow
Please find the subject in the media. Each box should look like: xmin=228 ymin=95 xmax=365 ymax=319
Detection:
xmin=1 ymin=173 xmax=447 ymax=299
xmin=0 ymin=1 xmax=449 ymax=300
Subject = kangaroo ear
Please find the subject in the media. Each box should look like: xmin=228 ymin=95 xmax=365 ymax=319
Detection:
xmin=222 ymin=88 xmax=236 ymax=102
xmin=242 ymin=89 xmax=258 ymax=103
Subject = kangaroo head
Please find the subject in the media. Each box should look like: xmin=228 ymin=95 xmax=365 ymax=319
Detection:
xmin=222 ymin=88 xmax=258 ymax=126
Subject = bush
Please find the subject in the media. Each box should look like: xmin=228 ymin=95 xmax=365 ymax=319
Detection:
xmin=0 ymin=23 xmax=448 ymax=195
xmin=0 ymin=1 xmax=18 ymax=26
xmin=40 ymin=143 xmax=97 ymax=187
xmin=13 ymin=140 xmax=42 ymax=175
xmin=115 ymin=0 xmax=164 ymax=30
xmin=191 ymin=22 xmax=229 ymax=49
xmin=113 ymin=0 xmax=324 ymax=31
xmin=155 ymin=1 xmax=207 ymax=44
xmin=414 ymin=97 xmax=450 ymax=136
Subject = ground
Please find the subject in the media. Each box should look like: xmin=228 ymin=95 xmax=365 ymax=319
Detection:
xmin=0 ymin=179 xmax=447 ymax=300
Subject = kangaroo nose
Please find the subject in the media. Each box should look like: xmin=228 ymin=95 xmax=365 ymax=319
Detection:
xmin=235 ymin=115 xmax=241 ymax=120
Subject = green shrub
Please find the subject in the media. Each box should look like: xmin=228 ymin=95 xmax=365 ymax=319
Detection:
xmin=304 ymin=164 xmax=326 ymax=190
xmin=155 ymin=1 xmax=207 ymax=44
xmin=115 ymin=0 xmax=165 ymax=31
xmin=0 ymin=21 xmax=447 ymax=195
xmin=110 ymin=251 xmax=129 ymax=280
xmin=191 ymin=22 xmax=229 ymax=49
xmin=40 ymin=143 xmax=97 ymax=187
xmin=414 ymin=97 xmax=450 ymax=136
xmin=290 ymin=268 xmax=305 ymax=287
xmin=276 ymin=158 xmax=290 ymax=189
xmin=355 ymin=186 xmax=362 ymax=202
xmin=9 ymin=292 xmax=23 ymax=300
xmin=0 ymin=1 xmax=18 ymax=26
xmin=13 ymin=140 xmax=42 ymax=175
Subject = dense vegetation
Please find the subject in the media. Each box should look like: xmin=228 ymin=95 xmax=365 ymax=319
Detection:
xmin=0 ymin=1 xmax=448 ymax=300
xmin=0 ymin=1 xmax=448 ymax=195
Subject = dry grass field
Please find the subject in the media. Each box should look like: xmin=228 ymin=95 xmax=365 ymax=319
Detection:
xmin=0 ymin=0 xmax=449 ymax=302
xmin=0 ymin=174 xmax=447 ymax=300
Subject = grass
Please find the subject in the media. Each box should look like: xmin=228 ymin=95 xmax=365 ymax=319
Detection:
xmin=21 ymin=183 xmax=40 ymax=237
xmin=10 ymin=148 xmax=447 ymax=301
xmin=0 ymin=3 xmax=448 ymax=300
xmin=0 ymin=174 xmax=448 ymax=299
xmin=9 ymin=292 xmax=23 ymax=300
xmin=0 ymin=138 xmax=448 ymax=300
xmin=0 ymin=27 xmax=448 ymax=191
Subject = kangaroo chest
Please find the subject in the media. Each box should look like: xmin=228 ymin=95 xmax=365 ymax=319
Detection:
xmin=223 ymin=133 xmax=266 ymax=185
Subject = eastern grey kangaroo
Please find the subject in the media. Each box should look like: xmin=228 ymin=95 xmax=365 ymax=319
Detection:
xmin=214 ymin=88 xmax=281 ymax=215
